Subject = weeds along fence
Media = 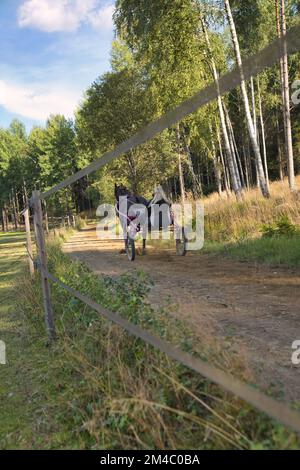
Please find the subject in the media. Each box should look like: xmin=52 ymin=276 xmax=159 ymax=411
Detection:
xmin=23 ymin=25 xmax=300 ymax=434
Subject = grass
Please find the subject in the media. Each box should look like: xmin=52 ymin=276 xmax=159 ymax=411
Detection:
xmin=0 ymin=230 xmax=299 ymax=449
xmin=0 ymin=231 xmax=81 ymax=449
xmin=0 ymin=231 xmax=42 ymax=448
xmin=201 ymin=177 xmax=300 ymax=267
xmin=204 ymin=236 xmax=300 ymax=267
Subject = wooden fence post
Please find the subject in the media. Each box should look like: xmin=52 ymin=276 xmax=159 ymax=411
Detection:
xmin=44 ymin=201 xmax=49 ymax=234
xmin=32 ymin=190 xmax=56 ymax=340
xmin=23 ymin=208 xmax=34 ymax=277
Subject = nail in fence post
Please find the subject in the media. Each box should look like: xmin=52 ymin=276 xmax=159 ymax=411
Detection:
xmin=24 ymin=207 xmax=34 ymax=277
xmin=32 ymin=190 xmax=56 ymax=340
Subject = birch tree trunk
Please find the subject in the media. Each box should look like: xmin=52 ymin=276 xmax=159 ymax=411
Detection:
xmin=224 ymin=104 xmax=246 ymax=188
xmin=217 ymin=126 xmax=231 ymax=196
xmin=200 ymin=16 xmax=243 ymax=201
xmin=250 ymin=77 xmax=258 ymax=142
xmin=278 ymin=134 xmax=284 ymax=181
xmin=279 ymin=0 xmax=296 ymax=190
xmin=15 ymin=190 xmax=20 ymax=225
xmin=224 ymin=0 xmax=270 ymax=198
xmin=4 ymin=204 xmax=9 ymax=231
xmin=242 ymin=146 xmax=250 ymax=190
xmin=178 ymin=156 xmax=186 ymax=203
xmin=276 ymin=116 xmax=285 ymax=180
xmin=246 ymin=138 xmax=254 ymax=186
xmin=176 ymin=125 xmax=186 ymax=202
xmin=182 ymin=128 xmax=203 ymax=197
xmin=275 ymin=0 xmax=288 ymax=158
xmin=251 ymin=76 xmax=262 ymax=188
xmin=11 ymin=191 xmax=18 ymax=230
xmin=23 ymin=179 xmax=29 ymax=207
xmin=1 ymin=208 xmax=6 ymax=232
xmin=257 ymin=77 xmax=270 ymax=191
xmin=209 ymin=122 xmax=222 ymax=196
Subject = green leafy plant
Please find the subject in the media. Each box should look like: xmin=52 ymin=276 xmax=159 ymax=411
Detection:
xmin=261 ymin=216 xmax=299 ymax=238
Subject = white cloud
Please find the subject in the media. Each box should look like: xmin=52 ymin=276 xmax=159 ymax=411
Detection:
xmin=0 ymin=80 xmax=79 ymax=121
xmin=88 ymin=4 xmax=115 ymax=30
xmin=18 ymin=0 xmax=115 ymax=33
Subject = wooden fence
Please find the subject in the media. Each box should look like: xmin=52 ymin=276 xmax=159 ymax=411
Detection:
xmin=22 ymin=25 xmax=300 ymax=434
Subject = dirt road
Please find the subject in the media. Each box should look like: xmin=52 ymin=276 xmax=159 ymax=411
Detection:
xmin=63 ymin=225 xmax=300 ymax=402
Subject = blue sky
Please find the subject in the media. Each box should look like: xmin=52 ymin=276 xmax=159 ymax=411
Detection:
xmin=0 ymin=0 xmax=115 ymax=131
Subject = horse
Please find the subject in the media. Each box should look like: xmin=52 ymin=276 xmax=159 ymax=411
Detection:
xmin=114 ymin=184 xmax=174 ymax=259
xmin=114 ymin=184 xmax=148 ymax=257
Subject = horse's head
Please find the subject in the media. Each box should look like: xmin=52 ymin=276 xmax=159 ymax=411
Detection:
xmin=115 ymin=184 xmax=131 ymax=200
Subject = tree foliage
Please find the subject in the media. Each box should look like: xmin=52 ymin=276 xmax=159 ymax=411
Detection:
xmin=1 ymin=0 xmax=300 ymax=222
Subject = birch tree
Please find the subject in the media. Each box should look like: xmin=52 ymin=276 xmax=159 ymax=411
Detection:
xmin=224 ymin=0 xmax=270 ymax=198
xmin=257 ymin=77 xmax=270 ymax=191
xmin=278 ymin=0 xmax=296 ymax=190
xmin=200 ymin=16 xmax=243 ymax=200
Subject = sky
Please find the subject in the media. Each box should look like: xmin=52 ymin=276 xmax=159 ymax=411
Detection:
xmin=0 ymin=0 xmax=116 ymax=132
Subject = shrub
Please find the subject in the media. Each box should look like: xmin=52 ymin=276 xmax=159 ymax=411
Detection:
xmin=261 ymin=216 xmax=299 ymax=238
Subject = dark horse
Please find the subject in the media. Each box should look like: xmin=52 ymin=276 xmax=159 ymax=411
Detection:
xmin=114 ymin=184 xmax=176 ymax=260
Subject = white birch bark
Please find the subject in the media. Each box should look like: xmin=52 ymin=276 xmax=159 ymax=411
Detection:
xmin=182 ymin=129 xmax=203 ymax=197
xmin=224 ymin=0 xmax=270 ymax=198
xmin=257 ymin=77 xmax=270 ymax=191
xmin=209 ymin=122 xmax=222 ymax=196
xmin=275 ymin=0 xmax=288 ymax=165
xmin=176 ymin=125 xmax=186 ymax=202
xmin=250 ymin=77 xmax=258 ymax=142
xmin=200 ymin=16 xmax=243 ymax=201
xmin=224 ymin=103 xmax=246 ymax=188
xmin=217 ymin=126 xmax=231 ymax=195
xmin=279 ymin=0 xmax=296 ymax=190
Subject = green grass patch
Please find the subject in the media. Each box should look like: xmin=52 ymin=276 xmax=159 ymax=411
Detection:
xmin=0 ymin=231 xmax=42 ymax=448
xmin=0 ymin=231 xmax=81 ymax=449
xmin=204 ymin=214 xmax=300 ymax=268
xmin=204 ymin=235 xmax=300 ymax=268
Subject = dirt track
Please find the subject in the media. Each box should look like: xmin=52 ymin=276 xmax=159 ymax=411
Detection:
xmin=63 ymin=225 xmax=300 ymax=402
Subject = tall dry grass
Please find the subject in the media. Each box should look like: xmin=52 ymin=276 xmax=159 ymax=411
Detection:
xmin=201 ymin=177 xmax=300 ymax=242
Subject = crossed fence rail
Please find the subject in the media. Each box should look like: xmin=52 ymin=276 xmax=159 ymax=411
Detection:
xmin=23 ymin=24 xmax=300 ymax=434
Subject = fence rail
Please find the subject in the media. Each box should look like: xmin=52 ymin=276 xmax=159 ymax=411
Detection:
xmin=44 ymin=269 xmax=300 ymax=434
xmin=23 ymin=25 xmax=300 ymax=436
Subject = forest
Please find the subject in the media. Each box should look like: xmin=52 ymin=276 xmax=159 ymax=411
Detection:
xmin=1 ymin=0 xmax=300 ymax=224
